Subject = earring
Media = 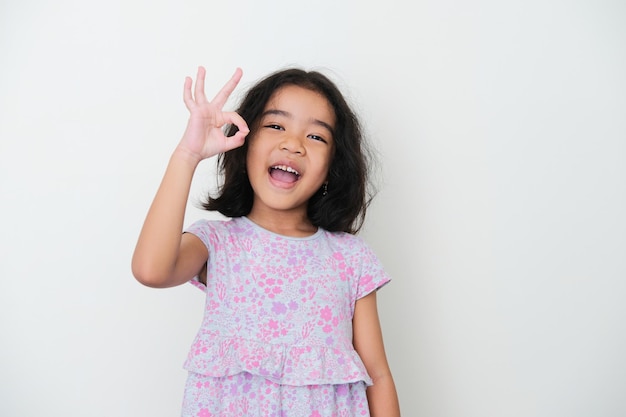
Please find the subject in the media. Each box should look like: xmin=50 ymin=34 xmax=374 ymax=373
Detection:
xmin=322 ymin=182 xmax=328 ymax=196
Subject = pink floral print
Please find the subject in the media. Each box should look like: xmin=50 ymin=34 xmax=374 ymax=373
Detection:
xmin=181 ymin=217 xmax=390 ymax=416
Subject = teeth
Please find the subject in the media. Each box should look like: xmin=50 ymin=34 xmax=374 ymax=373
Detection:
xmin=271 ymin=165 xmax=300 ymax=176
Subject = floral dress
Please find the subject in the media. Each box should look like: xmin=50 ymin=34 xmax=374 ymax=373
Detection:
xmin=181 ymin=217 xmax=391 ymax=417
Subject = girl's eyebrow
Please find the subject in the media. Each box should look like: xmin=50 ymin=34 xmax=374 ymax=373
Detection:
xmin=262 ymin=109 xmax=334 ymax=134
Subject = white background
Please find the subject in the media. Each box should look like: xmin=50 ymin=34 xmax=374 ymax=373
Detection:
xmin=1 ymin=0 xmax=625 ymax=416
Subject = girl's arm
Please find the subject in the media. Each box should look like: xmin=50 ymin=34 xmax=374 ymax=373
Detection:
xmin=131 ymin=148 xmax=208 ymax=288
xmin=353 ymin=291 xmax=401 ymax=416
xmin=131 ymin=66 xmax=249 ymax=288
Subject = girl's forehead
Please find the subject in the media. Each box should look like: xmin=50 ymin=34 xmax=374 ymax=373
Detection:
xmin=263 ymin=85 xmax=336 ymax=124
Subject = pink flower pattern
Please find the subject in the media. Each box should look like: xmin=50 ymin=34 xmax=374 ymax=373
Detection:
xmin=181 ymin=217 xmax=390 ymax=417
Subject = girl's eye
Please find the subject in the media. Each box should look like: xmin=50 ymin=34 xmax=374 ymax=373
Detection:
xmin=308 ymin=134 xmax=327 ymax=143
xmin=265 ymin=124 xmax=283 ymax=130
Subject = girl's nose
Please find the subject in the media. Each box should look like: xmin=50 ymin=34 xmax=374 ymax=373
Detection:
xmin=280 ymin=135 xmax=305 ymax=155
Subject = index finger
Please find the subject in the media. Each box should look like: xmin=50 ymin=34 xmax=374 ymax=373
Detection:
xmin=211 ymin=67 xmax=243 ymax=109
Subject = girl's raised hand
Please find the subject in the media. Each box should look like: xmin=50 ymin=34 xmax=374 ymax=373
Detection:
xmin=179 ymin=66 xmax=249 ymax=161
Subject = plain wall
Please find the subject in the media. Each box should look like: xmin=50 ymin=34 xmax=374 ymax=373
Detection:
xmin=1 ymin=0 xmax=625 ymax=416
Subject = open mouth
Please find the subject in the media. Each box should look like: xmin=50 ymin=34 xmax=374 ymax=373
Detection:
xmin=269 ymin=165 xmax=301 ymax=183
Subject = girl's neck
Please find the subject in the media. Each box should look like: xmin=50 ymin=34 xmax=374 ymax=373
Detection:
xmin=246 ymin=208 xmax=317 ymax=237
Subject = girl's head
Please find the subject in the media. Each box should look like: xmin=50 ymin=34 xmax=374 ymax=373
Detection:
xmin=203 ymin=68 xmax=374 ymax=234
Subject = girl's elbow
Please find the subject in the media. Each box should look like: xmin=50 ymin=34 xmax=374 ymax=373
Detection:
xmin=369 ymin=368 xmax=395 ymax=385
xmin=131 ymin=259 xmax=171 ymax=288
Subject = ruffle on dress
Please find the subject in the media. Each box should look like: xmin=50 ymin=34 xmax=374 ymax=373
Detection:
xmin=183 ymin=333 xmax=373 ymax=386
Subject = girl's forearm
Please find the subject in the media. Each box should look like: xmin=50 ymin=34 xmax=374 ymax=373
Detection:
xmin=367 ymin=373 xmax=401 ymax=417
xmin=131 ymin=147 xmax=201 ymax=287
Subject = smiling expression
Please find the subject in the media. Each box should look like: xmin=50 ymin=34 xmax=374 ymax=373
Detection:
xmin=246 ymin=85 xmax=336 ymax=220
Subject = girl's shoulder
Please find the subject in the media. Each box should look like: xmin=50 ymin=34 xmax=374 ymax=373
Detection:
xmin=184 ymin=216 xmax=247 ymax=249
xmin=186 ymin=216 xmax=246 ymax=234
xmin=321 ymin=230 xmax=385 ymax=267
xmin=322 ymin=228 xmax=372 ymax=250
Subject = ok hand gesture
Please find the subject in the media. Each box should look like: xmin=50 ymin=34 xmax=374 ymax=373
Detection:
xmin=179 ymin=66 xmax=249 ymax=162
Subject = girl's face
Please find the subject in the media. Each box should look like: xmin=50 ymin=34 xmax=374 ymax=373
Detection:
xmin=246 ymin=85 xmax=335 ymax=220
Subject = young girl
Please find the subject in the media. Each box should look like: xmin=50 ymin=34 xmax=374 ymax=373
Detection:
xmin=132 ymin=66 xmax=400 ymax=417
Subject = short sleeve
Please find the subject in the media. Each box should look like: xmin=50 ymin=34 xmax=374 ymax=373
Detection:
xmin=185 ymin=219 xmax=213 ymax=248
xmin=354 ymin=240 xmax=391 ymax=300
xmin=183 ymin=219 xmax=215 ymax=291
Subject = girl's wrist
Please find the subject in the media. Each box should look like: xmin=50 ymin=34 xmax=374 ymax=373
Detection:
xmin=172 ymin=146 xmax=204 ymax=167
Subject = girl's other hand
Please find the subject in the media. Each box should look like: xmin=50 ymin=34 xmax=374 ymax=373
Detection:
xmin=178 ymin=66 xmax=249 ymax=162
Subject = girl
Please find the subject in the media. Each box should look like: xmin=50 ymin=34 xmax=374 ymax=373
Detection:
xmin=132 ymin=66 xmax=400 ymax=417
